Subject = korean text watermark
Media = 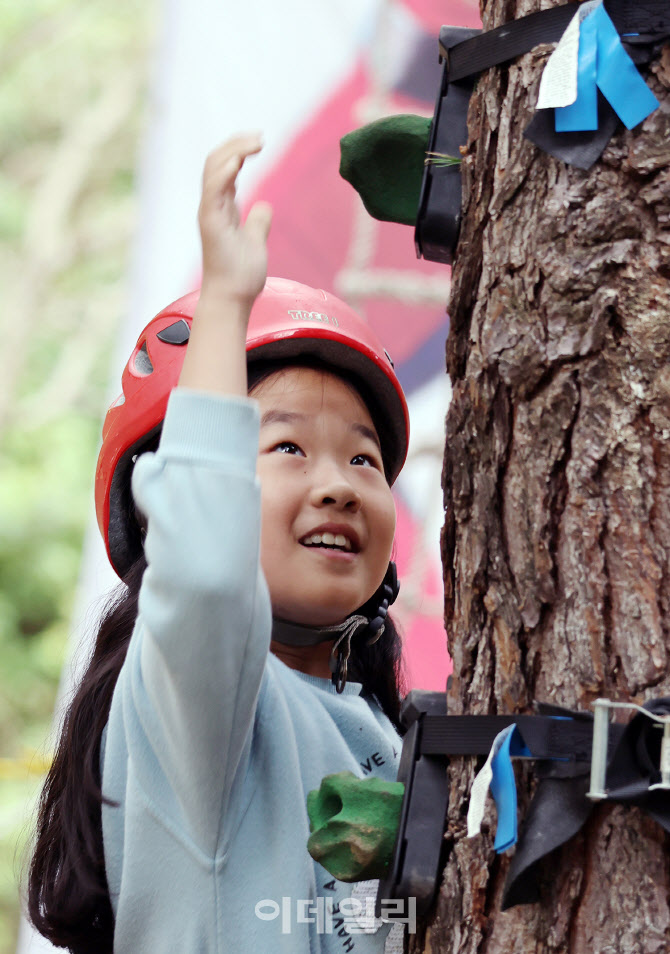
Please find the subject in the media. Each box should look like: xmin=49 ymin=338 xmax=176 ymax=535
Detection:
xmin=254 ymin=895 xmax=416 ymax=935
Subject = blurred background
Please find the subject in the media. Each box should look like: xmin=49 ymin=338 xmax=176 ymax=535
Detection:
xmin=0 ymin=0 xmax=478 ymax=950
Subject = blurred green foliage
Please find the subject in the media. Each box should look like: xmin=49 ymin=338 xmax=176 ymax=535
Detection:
xmin=0 ymin=0 xmax=156 ymax=949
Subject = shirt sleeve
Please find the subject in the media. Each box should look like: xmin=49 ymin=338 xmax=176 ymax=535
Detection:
xmin=110 ymin=387 xmax=271 ymax=858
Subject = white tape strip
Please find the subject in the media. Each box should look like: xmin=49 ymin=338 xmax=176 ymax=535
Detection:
xmin=537 ymin=10 xmax=581 ymax=109
xmin=466 ymin=746 xmax=495 ymax=838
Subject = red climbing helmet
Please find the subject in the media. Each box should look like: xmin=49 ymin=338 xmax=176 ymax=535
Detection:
xmin=96 ymin=278 xmax=410 ymax=578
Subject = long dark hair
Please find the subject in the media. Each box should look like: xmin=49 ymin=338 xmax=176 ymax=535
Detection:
xmin=354 ymin=614 xmax=407 ymax=732
xmin=27 ymin=555 xmax=146 ymax=954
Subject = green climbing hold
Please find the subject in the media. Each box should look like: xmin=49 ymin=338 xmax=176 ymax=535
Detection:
xmin=339 ymin=114 xmax=431 ymax=227
xmin=306 ymin=770 xmax=404 ymax=882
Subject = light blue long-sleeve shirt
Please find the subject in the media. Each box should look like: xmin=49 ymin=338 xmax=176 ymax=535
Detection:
xmin=101 ymin=388 xmax=405 ymax=953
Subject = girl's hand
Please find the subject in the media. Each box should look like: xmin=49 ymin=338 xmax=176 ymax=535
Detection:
xmin=198 ymin=134 xmax=273 ymax=303
xmin=179 ymin=136 xmax=271 ymax=395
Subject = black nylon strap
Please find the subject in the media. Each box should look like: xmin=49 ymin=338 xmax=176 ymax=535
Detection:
xmin=524 ymin=93 xmax=620 ymax=169
xmin=441 ymin=0 xmax=670 ymax=86
xmin=441 ymin=4 xmax=579 ymax=84
xmin=420 ymin=714 xmax=608 ymax=762
xmin=502 ymin=776 xmax=593 ymax=909
xmin=421 ymin=715 xmax=593 ymax=761
xmin=610 ymin=0 xmax=670 ymax=42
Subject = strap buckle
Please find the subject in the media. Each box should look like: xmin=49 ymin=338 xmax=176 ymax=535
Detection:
xmin=587 ymin=698 xmax=670 ymax=800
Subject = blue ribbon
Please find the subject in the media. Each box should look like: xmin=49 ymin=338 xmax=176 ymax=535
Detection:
xmin=489 ymin=726 xmax=530 ymax=853
xmin=555 ymin=2 xmax=659 ymax=133
xmin=489 ymin=721 xmax=572 ymax=853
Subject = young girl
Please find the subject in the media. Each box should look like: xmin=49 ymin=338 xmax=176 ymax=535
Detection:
xmin=28 ymin=134 xmax=410 ymax=953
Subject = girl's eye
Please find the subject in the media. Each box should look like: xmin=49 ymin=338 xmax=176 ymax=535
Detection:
xmin=351 ymin=454 xmax=377 ymax=468
xmin=272 ymin=441 xmax=305 ymax=456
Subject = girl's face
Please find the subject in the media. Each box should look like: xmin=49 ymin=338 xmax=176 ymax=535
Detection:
xmin=254 ymin=366 xmax=396 ymax=627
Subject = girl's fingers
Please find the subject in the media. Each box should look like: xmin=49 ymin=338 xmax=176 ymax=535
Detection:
xmin=200 ymin=137 xmax=263 ymax=213
xmin=197 ymin=139 xmax=269 ymax=290
xmin=201 ymin=156 xmax=241 ymax=207
xmin=202 ymin=135 xmax=263 ymax=187
xmin=210 ymin=133 xmax=263 ymax=164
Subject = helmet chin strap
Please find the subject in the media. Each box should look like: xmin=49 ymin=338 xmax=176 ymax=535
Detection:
xmin=271 ymin=614 xmax=379 ymax=694
xmin=271 ymin=562 xmax=399 ymax=693
xmin=271 ymin=615 xmax=367 ymax=648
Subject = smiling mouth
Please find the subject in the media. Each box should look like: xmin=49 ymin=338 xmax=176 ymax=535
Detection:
xmin=300 ymin=531 xmax=354 ymax=552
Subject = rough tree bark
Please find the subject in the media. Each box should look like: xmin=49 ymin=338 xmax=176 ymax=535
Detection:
xmin=415 ymin=2 xmax=670 ymax=952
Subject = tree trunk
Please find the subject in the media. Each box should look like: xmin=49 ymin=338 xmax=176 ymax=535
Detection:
xmin=418 ymin=3 xmax=670 ymax=952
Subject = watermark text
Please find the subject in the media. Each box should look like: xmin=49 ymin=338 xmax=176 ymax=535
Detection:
xmin=254 ymin=895 xmax=416 ymax=935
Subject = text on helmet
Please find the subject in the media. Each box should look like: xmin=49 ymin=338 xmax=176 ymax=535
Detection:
xmin=288 ymin=309 xmax=339 ymax=328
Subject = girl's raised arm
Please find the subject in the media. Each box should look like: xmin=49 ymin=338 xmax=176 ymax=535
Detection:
xmin=103 ymin=137 xmax=274 ymax=866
